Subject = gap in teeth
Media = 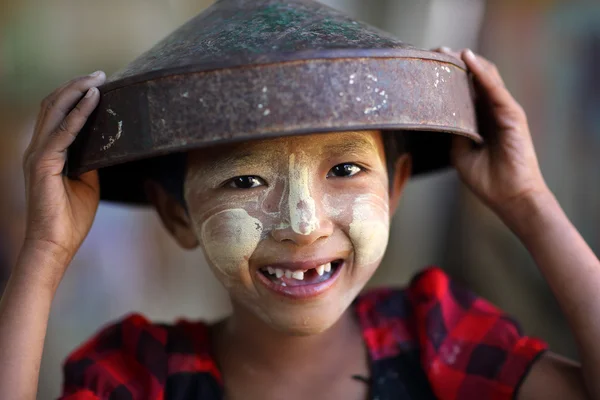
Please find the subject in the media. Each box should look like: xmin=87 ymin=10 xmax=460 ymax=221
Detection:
xmin=263 ymin=261 xmax=338 ymax=281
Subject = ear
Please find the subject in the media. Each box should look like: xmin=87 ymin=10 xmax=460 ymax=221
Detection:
xmin=389 ymin=153 xmax=412 ymax=217
xmin=144 ymin=180 xmax=199 ymax=249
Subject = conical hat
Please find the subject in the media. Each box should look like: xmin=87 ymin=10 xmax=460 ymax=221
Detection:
xmin=67 ymin=0 xmax=480 ymax=204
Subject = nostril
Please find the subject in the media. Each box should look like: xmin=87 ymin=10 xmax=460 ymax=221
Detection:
xmin=270 ymin=227 xmax=292 ymax=243
xmin=271 ymin=218 xmax=333 ymax=244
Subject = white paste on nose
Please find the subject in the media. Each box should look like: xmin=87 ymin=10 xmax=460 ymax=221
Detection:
xmin=200 ymin=209 xmax=263 ymax=276
xmin=288 ymin=154 xmax=319 ymax=235
xmin=349 ymin=197 xmax=389 ymax=266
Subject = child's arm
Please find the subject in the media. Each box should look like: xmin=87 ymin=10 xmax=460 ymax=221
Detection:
xmin=0 ymin=71 xmax=106 ymax=399
xmin=445 ymin=48 xmax=599 ymax=400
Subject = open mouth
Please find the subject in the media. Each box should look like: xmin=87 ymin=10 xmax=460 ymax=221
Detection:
xmin=256 ymin=260 xmax=344 ymax=298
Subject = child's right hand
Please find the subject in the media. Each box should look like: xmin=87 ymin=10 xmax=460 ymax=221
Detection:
xmin=20 ymin=71 xmax=106 ymax=286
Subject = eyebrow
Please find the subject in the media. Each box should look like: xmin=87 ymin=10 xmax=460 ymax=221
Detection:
xmin=210 ymin=134 xmax=377 ymax=170
xmin=216 ymin=150 xmax=273 ymax=170
xmin=222 ymin=152 xmax=256 ymax=164
xmin=322 ymin=136 xmax=376 ymax=156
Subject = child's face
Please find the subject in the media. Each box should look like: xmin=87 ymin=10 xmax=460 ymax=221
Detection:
xmin=176 ymin=130 xmax=409 ymax=334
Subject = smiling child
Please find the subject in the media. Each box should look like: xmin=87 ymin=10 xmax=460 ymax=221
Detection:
xmin=0 ymin=28 xmax=598 ymax=400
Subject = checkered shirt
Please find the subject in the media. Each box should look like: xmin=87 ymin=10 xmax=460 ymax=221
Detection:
xmin=59 ymin=267 xmax=547 ymax=399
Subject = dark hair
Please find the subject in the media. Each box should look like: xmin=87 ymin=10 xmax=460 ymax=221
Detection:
xmin=383 ymin=131 xmax=405 ymax=179
xmin=148 ymin=131 xmax=406 ymax=207
xmin=147 ymin=151 xmax=189 ymax=206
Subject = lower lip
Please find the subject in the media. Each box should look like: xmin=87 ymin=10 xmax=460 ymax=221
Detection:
xmin=256 ymin=262 xmax=343 ymax=300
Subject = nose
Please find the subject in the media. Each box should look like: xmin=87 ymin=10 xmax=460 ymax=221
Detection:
xmin=271 ymin=181 xmax=335 ymax=246
xmin=271 ymin=152 xmax=334 ymax=246
xmin=271 ymin=216 xmax=334 ymax=246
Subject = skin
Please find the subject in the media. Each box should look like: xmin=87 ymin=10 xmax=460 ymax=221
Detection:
xmin=153 ymin=131 xmax=402 ymax=399
xmin=171 ymin=131 xmax=394 ymax=336
xmin=0 ymin=49 xmax=597 ymax=400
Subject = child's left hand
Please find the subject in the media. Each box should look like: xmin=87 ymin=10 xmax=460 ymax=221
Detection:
xmin=436 ymin=48 xmax=550 ymax=217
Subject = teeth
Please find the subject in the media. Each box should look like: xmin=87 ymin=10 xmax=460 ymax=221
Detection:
xmin=292 ymin=270 xmax=304 ymax=280
xmin=267 ymin=264 xmax=336 ymax=280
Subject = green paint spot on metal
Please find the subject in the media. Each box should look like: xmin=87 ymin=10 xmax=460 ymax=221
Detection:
xmin=68 ymin=0 xmax=479 ymax=205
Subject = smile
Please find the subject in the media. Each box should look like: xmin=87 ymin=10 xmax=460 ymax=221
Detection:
xmin=256 ymin=259 xmax=344 ymax=299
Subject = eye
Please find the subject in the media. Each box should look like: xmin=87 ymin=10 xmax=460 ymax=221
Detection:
xmin=225 ymin=176 xmax=265 ymax=189
xmin=328 ymin=163 xmax=363 ymax=178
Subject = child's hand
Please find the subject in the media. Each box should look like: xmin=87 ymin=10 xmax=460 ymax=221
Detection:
xmin=437 ymin=48 xmax=550 ymax=216
xmin=20 ymin=71 xmax=106 ymax=280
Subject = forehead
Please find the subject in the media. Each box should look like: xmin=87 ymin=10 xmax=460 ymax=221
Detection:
xmin=187 ymin=130 xmax=384 ymax=166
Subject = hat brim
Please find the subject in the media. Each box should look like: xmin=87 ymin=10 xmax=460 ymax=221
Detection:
xmin=67 ymin=51 xmax=481 ymax=205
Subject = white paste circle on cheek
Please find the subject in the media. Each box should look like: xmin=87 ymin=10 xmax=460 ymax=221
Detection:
xmin=199 ymin=209 xmax=263 ymax=277
xmin=349 ymin=198 xmax=390 ymax=266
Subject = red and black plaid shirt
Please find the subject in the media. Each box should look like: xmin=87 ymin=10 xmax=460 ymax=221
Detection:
xmin=60 ymin=267 xmax=547 ymax=400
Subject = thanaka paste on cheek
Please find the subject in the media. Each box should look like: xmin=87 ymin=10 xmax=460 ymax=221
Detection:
xmin=288 ymin=153 xmax=319 ymax=235
xmin=200 ymin=209 xmax=263 ymax=277
xmin=349 ymin=195 xmax=390 ymax=266
xmin=322 ymin=191 xmax=390 ymax=267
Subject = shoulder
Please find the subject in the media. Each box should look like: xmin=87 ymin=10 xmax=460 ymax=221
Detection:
xmin=356 ymin=266 xmax=535 ymax=342
xmin=355 ymin=267 xmax=466 ymax=359
xmin=61 ymin=313 xmax=220 ymax=399
xmin=356 ymin=267 xmax=547 ymax=400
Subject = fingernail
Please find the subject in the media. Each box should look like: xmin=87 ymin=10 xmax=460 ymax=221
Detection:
xmin=441 ymin=46 xmax=452 ymax=53
xmin=85 ymin=87 xmax=97 ymax=98
xmin=465 ymin=49 xmax=476 ymax=59
xmin=90 ymin=70 xmax=103 ymax=77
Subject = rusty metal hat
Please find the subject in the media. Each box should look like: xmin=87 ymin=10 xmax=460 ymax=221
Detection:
xmin=66 ymin=0 xmax=481 ymax=204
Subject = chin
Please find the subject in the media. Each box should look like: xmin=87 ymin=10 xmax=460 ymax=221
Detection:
xmin=266 ymin=312 xmax=342 ymax=336
xmin=256 ymin=293 xmax=357 ymax=336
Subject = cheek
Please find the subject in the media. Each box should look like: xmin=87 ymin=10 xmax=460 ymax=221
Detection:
xmin=348 ymin=196 xmax=390 ymax=267
xmin=199 ymin=209 xmax=263 ymax=277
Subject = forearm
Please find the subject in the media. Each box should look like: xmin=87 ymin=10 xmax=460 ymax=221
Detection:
xmin=0 ymin=248 xmax=63 ymax=400
xmin=499 ymin=191 xmax=600 ymax=398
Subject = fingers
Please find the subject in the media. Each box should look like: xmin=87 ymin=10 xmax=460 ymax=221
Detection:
xmin=461 ymin=49 xmax=522 ymax=110
xmin=24 ymin=72 xmax=105 ymax=177
xmin=43 ymin=86 xmax=101 ymax=155
xmin=31 ymin=72 xmax=106 ymax=150
xmin=435 ymin=47 xmax=526 ymax=123
xmin=433 ymin=46 xmax=462 ymax=61
xmin=435 ymin=46 xmax=505 ymax=87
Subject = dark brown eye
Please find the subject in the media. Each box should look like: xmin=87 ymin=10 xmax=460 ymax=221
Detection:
xmin=226 ymin=176 xmax=265 ymax=189
xmin=328 ymin=163 xmax=362 ymax=178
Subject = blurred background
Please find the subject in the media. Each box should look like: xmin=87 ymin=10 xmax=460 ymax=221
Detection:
xmin=0 ymin=0 xmax=598 ymax=397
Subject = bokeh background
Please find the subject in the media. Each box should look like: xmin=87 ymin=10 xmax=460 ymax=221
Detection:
xmin=1 ymin=0 xmax=599 ymax=398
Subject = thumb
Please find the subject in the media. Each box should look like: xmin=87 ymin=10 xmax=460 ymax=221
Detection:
xmin=67 ymin=169 xmax=100 ymax=203
xmin=76 ymin=170 xmax=100 ymax=191
xmin=450 ymin=135 xmax=474 ymax=167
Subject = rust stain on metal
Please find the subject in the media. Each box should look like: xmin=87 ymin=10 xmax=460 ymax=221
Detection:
xmin=67 ymin=0 xmax=480 ymax=204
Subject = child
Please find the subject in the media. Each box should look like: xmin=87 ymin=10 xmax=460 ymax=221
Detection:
xmin=0 ymin=44 xmax=598 ymax=399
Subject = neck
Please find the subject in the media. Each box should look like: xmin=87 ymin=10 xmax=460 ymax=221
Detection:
xmin=213 ymin=301 xmax=366 ymax=377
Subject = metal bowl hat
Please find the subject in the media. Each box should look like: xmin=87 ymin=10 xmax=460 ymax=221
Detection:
xmin=66 ymin=0 xmax=481 ymax=204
